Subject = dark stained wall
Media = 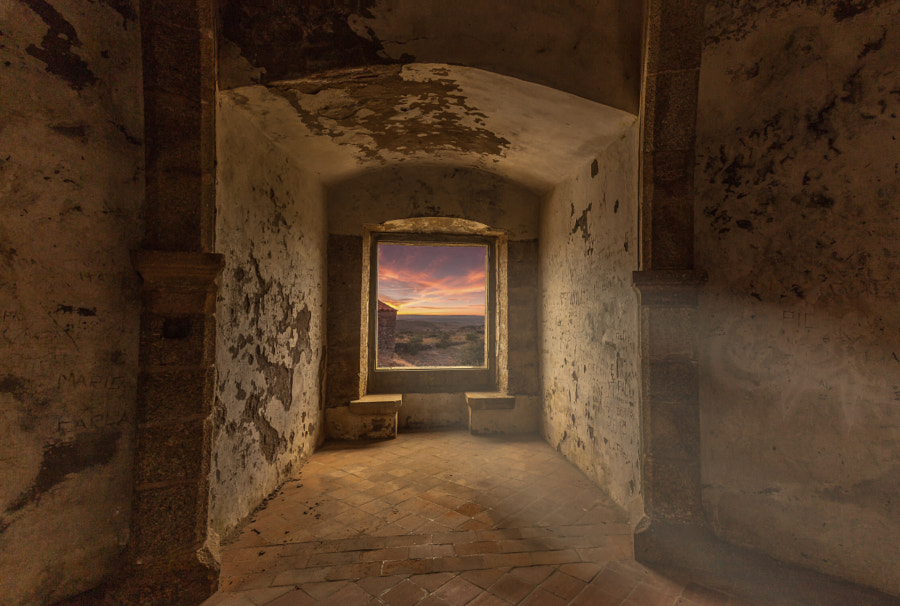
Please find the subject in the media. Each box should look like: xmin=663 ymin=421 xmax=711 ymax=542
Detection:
xmin=695 ymin=0 xmax=900 ymax=594
xmin=0 ymin=0 xmax=144 ymax=603
xmin=218 ymin=0 xmax=644 ymax=112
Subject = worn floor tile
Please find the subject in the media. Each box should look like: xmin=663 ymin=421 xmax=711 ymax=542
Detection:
xmin=201 ymin=431 xmax=749 ymax=606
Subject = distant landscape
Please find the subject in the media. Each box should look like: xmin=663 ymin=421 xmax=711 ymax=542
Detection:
xmin=379 ymin=315 xmax=485 ymax=368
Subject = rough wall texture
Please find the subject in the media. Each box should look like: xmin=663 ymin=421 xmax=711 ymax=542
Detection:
xmin=218 ymin=0 xmax=643 ymax=112
xmin=326 ymin=234 xmax=364 ymax=412
xmin=696 ymin=0 xmax=900 ymax=594
xmin=508 ymin=240 xmax=539 ymax=397
xmin=0 ymin=0 xmax=143 ymax=603
xmin=222 ymin=63 xmax=635 ymax=435
xmin=540 ymin=125 xmax=642 ymax=522
xmin=325 ymin=166 xmax=541 ymax=429
xmin=327 ymin=165 xmax=540 ymax=240
xmin=217 ymin=65 xmax=636 ymax=193
xmin=212 ymin=96 xmax=327 ymax=541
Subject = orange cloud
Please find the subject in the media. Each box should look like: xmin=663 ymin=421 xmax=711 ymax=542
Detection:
xmin=378 ymin=249 xmax=487 ymax=316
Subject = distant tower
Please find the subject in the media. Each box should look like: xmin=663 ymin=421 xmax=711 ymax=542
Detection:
xmin=377 ymin=300 xmax=398 ymax=361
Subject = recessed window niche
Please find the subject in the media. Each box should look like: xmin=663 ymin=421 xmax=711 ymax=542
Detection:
xmin=362 ymin=218 xmax=507 ymax=395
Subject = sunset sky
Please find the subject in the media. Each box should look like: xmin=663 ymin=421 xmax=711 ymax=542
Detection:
xmin=377 ymin=243 xmax=486 ymax=316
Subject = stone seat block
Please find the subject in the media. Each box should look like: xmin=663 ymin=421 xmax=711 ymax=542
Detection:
xmin=350 ymin=394 xmax=402 ymax=415
xmin=322 ymin=394 xmax=402 ymax=440
xmin=465 ymin=392 xmax=516 ymax=410
xmin=466 ymin=393 xmax=538 ymax=436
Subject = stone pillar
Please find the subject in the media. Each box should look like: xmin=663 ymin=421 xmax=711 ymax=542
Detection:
xmin=634 ymin=0 xmax=706 ymax=525
xmin=111 ymin=252 xmax=223 ymax=603
xmin=104 ymin=0 xmax=221 ymax=601
xmin=141 ymin=0 xmax=216 ymax=253
xmin=633 ymin=270 xmax=705 ymax=522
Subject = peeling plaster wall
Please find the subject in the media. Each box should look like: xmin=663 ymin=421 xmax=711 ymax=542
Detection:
xmin=0 ymin=0 xmax=143 ymax=603
xmin=212 ymin=96 xmax=327 ymax=540
xmin=540 ymin=125 xmax=642 ymax=521
xmin=325 ymin=166 xmax=541 ymax=428
xmin=222 ymin=64 xmax=635 ymax=434
xmin=696 ymin=1 xmax=900 ymax=594
xmin=218 ymin=0 xmax=643 ymax=112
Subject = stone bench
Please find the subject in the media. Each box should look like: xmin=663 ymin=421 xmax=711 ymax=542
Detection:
xmin=466 ymin=392 xmax=537 ymax=435
xmin=346 ymin=394 xmax=402 ymax=439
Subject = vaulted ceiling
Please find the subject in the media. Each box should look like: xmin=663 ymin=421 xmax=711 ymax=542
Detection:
xmin=219 ymin=0 xmax=645 ymax=113
xmin=221 ymin=63 xmax=637 ymax=192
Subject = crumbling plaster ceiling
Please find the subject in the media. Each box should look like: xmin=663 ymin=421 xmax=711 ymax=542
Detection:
xmin=219 ymin=0 xmax=643 ymax=112
xmin=221 ymin=63 xmax=636 ymax=193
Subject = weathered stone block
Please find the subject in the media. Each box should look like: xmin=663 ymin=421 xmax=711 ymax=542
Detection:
xmin=142 ymin=171 xmax=205 ymax=252
xmin=399 ymin=393 xmax=467 ymax=429
xmin=646 ymin=401 xmax=700 ymax=462
xmin=466 ymin=393 xmax=538 ymax=435
xmin=349 ymin=394 xmax=402 ymax=416
xmin=644 ymin=307 xmax=697 ymax=358
xmin=140 ymin=313 xmax=215 ymax=367
xmin=643 ymin=69 xmax=700 ymax=153
xmin=131 ymin=483 xmax=206 ymax=561
xmin=639 ymin=149 xmax=695 ymax=270
xmin=141 ymin=0 xmax=213 ymax=30
xmin=645 ymin=358 xmax=699 ymax=403
xmin=508 ymin=239 xmax=540 ymax=396
xmin=325 ymin=397 xmax=401 ymax=440
xmin=644 ymin=456 xmax=702 ymax=522
xmin=507 ymin=360 xmax=540 ymax=396
xmin=326 ymin=235 xmax=364 ymax=409
xmin=466 ymin=392 xmax=515 ymax=410
xmin=634 ymin=270 xmax=705 ymax=307
xmin=649 ymin=194 xmax=695 ymax=270
xmin=141 ymin=19 xmax=206 ymax=98
xmin=136 ymin=367 xmax=215 ymax=423
xmin=134 ymin=420 xmax=208 ymax=485
xmin=645 ymin=0 xmax=704 ymax=74
xmin=105 ymin=557 xmax=218 ymax=606
xmin=144 ymin=90 xmax=203 ymax=172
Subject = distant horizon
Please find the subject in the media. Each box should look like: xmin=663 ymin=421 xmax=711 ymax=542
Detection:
xmin=395 ymin=312 xmax=485 ymax=317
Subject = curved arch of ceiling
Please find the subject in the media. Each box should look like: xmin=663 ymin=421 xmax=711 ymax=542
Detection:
xmin=219 ymin=0 xmax=643 ymax=112
xmin=221 ymin=63 xmax=637 ymax=195
xmin=325 ymin=161 xmax=543 ymax=240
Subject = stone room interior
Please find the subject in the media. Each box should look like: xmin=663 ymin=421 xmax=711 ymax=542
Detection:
xmin=0 ymin=0 xmax=898 ymax=605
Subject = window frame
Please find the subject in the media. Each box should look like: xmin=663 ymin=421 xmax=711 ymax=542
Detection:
xmin=366 ymin=231 xmax=498 ymax=394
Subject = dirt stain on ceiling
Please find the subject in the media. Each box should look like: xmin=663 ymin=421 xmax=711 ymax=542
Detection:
xmin=269 ymin=65 xmax=510 ymax=161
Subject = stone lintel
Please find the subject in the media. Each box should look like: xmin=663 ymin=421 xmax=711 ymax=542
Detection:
xmin=466 ymin=392 xmax=516 ymax=410
xmin=633 ymin=269 xmax=706 ymax=307
xmin=132 ymin=250 xmax=225 ymax=314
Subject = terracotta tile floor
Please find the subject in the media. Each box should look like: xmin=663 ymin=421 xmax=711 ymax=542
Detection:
xmin=201 ymin=431 xmax=752 ymax=606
